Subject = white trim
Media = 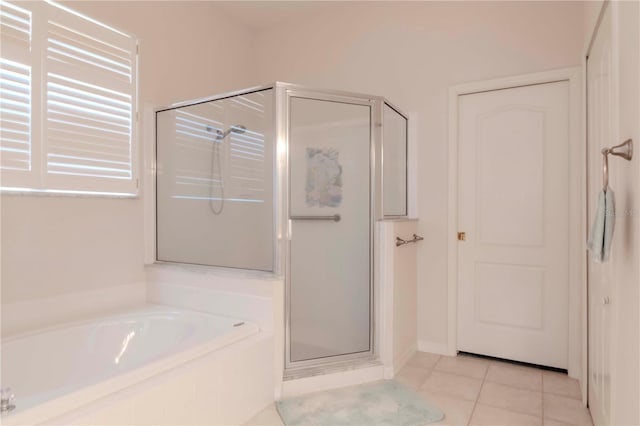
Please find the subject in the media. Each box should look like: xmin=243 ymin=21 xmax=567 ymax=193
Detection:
xmin=579 ymin=55 xmax=590 ymax=406
xmin=447 ymin=67 xmax=584 ymax=376
xmin=417 ymin=340 xmax=450 ymax=356
xmin=567 ymin=66 xmax=586 ymax=382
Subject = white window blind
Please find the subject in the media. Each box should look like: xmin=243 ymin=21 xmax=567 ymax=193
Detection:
xmin=0 ymin=59 xmax=31 ymax=173
xmin=0 ymin=1 xmax=33 ymax=180
xmin=0 ymin=0 xmax=138 ymax=195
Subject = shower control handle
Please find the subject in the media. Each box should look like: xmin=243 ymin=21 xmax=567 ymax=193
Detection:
xmin=290 ymin=214 xmax=341 ymax=222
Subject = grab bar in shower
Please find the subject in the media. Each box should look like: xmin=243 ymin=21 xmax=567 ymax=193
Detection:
xmin=290 ymin=214 xmax=341 ymax=222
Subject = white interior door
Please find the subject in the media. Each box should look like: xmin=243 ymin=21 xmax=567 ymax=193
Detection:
xmin=586 ymin=4 xmax=613 ymax=425
xmin=457 ymin=81 xmax=570 ymax=369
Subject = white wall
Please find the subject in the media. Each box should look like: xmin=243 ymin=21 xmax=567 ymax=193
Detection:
xmin=391 ymin=221 xmax=418 ymax=366
xmin=583 ymin=0 xmax=605 ymax=49
xmin=251 ymin=1 xmax=585 ymax=347
xmin=1 ymin=2 xmax=258 ymax=334
xmin=378 ymin=219 xmax=418 ymax=378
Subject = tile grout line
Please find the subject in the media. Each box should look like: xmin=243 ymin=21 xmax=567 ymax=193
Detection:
xmin=466 ymin=362 xmax=490 ymax=425
xmin=468 ymin=364 xmax=549 ymax=424
xmin=472 ymin=399 xmax=544 ymax=421
xmin=432 ymin=359 xmax=491 ymax=381
xmin=422 ymin=367 xmax=434 ymax=389
xmin=424 ymin=355 xmax=582 ymax=425
xmin=466 ymin=383 xmax=482 ymax=425
xmin=541 ymin=373 xmax=545 ymax=423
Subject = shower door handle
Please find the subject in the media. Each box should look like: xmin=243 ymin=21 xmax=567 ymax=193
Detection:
xmin=290 ymin=214 xmax=341 ymax=222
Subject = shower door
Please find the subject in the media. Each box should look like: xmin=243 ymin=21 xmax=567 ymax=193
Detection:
xmin=287 ymin=93 xmax=373 ymax=369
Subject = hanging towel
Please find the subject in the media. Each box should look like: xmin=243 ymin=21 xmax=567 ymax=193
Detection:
xmin=587 ymin=189 xmax=615 ymax=262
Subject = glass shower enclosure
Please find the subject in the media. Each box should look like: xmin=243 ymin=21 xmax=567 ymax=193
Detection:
xmin=155 ymin=83 xmax=408 ymax=374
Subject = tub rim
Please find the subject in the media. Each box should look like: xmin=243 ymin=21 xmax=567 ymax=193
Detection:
xmin=1 ymin=303 xmax=252 ymax=342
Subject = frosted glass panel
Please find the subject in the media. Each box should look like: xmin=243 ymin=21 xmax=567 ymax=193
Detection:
xmin=156 ymin=89 xmax=274 ymax=270
xmin=383 ymin=104 xmax=408 ymax=216
xmin=289 ymin=96 xmax=371 ymax=363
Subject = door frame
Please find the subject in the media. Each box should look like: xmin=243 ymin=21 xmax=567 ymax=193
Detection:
xmin=446 ymin=68 xmax=584 ymax=384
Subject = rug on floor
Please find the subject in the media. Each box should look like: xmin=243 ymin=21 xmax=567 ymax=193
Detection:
xmin=276 ymin=380 xmax=444 ymax=426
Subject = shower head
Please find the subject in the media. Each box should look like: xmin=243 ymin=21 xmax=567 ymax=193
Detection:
xmin=215 ymin=124 xmax=247 ymax=140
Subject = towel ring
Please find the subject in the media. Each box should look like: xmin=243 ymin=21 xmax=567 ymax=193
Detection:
xmin=602 ymin=139 xmax=633 ymax=191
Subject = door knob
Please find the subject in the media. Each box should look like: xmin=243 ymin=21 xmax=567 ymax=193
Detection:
xmin=602 ymin=296 xmax=610 ymax=305
xmin=457 ymin=232 xmax=466 ymax=241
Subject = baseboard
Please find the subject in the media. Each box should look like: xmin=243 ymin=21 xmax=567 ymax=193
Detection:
xmin=1 ymin=282 xmax=146 ymax=337
xmin=281 ymin=364 xmax=385 ymax=397
xmin=417 ymin=340 xmax=452 ymax=356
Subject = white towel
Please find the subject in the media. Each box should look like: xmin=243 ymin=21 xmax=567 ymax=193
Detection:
xmin=587 ymin=189 xmax=615 ymax=262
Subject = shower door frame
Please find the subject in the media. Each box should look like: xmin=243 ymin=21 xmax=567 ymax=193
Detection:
xmin=277 ymin=83 xmax=382 ymax=375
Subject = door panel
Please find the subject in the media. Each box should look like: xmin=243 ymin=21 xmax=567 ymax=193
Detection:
xmin=288 ymin=96 xmax=371 ymax=364
xmin=587 ymin=5 xmax=613 ymax=424
xmin=457 ymin=81 xmax=570 ymax=369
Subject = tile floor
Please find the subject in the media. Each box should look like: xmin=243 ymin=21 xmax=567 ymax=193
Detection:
xmin=245 ymin=352 xmax=593 ymax=426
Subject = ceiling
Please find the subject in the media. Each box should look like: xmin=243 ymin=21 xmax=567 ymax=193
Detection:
xmin=211 ymin=1 xmax=337 ymax=32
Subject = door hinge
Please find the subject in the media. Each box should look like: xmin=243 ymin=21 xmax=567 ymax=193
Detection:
xmin=457 ymin=232 xmax=466 ymax=241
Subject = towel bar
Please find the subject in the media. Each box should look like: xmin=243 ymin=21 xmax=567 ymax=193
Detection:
xmin=396 ymin=234 xmax=424 ymax=247
xmin=602 ymin=139 xmax=633 ymax=191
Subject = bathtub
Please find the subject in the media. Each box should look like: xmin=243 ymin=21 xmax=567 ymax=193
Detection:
xmin=1 ymin=305 xmax=274 ymax=425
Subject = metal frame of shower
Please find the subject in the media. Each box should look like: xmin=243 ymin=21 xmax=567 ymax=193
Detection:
xmin=154 ymin=82 xmax=409 ymax=376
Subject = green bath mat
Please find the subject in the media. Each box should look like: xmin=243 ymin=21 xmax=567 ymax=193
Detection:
xmin=276 ymin=380 xmax=444 ymax=425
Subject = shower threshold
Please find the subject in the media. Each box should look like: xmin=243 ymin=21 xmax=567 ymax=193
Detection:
xmin=284 ymin=357 xmax=381 ymax=381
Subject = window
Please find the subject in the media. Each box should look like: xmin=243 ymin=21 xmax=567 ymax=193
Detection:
xmin=0 ymin=0 xmax=138 ymax=196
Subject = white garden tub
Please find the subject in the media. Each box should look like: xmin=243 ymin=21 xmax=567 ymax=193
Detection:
xmin=1 ymin=305 xmax=273 ymax=425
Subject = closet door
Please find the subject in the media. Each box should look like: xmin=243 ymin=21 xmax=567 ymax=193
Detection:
xmin=587 ymin=4 xmax=613 ymax=424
